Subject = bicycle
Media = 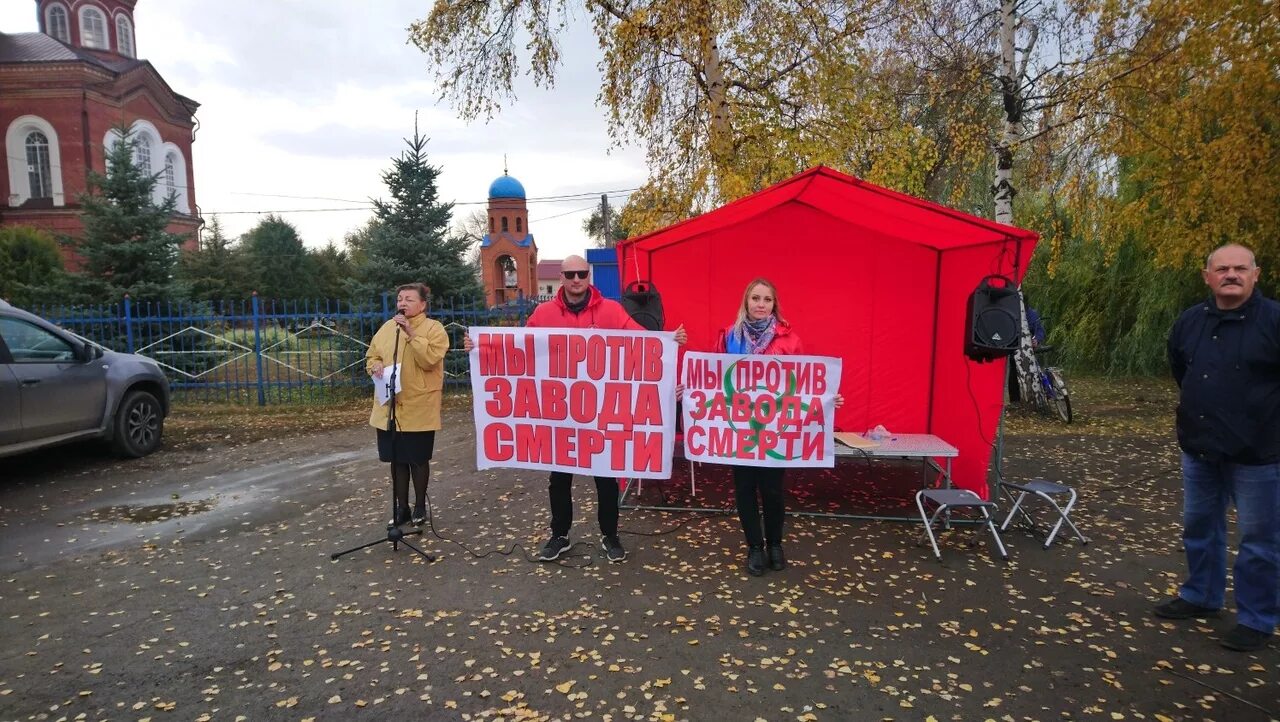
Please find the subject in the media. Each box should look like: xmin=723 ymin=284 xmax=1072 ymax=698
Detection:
xmin=1017 ymin=345 xmax=1072 ymax=423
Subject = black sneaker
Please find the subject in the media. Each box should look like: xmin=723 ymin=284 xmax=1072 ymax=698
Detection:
xmin=412 ymin=502 xmax=427 ymax=526
xmin=538 ymin=535 xmax=570 ymax=561
xmin=1152 ymin=597 xmax=1220 ymax=620
xmin=1220 ymin=624 xmax=1272 ymax=652
xmin=746 ymin=546 xmax=766 ymax=576
xmin=766 ymin=543 xmax=786 ymax=571
xmin=601 ymin=535 xmax=627 ymax=562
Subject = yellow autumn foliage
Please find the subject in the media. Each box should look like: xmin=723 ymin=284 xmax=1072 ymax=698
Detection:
xmin=411 ymin=0 xmax=1276 ymax=270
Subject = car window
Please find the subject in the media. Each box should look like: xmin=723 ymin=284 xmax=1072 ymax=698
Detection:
xmin=0 ymin=318 xmax=76 ymax=362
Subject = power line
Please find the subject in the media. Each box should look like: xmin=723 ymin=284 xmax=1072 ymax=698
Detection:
xmin=13 ymin=132 xmax=644 ymax=207
xmin=5 ymin=168 xmax=638 ymax=207
xmin=205 ymin=189 xmax=638 ymax=217
xmin=449 ymin=188 xmax=640 ymax=206
xmin=218 ymin=188 xmax=637 ymax=205
xmin=211 ymin=199 xmax=620 ymax=220
xmin=229 ymin=191 xmax=368 ymax=204
xmin=6 ymin=149 xmax=640 ymax=216
xmin=530 ymin=204 xmax=598 ymax=223
xmin=211 ymin=207 xmax=375 ymax=215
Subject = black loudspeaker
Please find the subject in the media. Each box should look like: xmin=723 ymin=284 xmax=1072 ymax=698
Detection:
xmin=965 ymin=274 xmax=1022 ymax=361
xmin=620 ymin=281 xmax=664 ymax=331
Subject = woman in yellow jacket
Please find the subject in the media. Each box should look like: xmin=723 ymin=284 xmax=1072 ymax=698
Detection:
xmin=366 ymin=283 xmax=450 ymax=526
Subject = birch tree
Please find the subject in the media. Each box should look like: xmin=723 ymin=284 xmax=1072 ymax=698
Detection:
xmin=991 ymin=0 xmax=1024 ymax=226
xmin=892 ymin=0 xmax=1125 ymax=226
xmin=410 ymin=0 xmax=914 ymax=232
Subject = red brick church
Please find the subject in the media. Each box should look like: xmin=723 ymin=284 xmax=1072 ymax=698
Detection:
xmin=479 ymin=172 xmax=540 ymax=307
xmin=0 ymin=0 xmax=200 ymax=258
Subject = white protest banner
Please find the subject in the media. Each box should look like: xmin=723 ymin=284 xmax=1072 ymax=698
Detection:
xmin=681 ymin=352 xmax=842 ymax=468
xmin=469 ymin=327 xmax=678 ymax=478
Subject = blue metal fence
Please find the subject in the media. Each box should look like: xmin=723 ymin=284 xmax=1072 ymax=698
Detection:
xmin=32 ymin=295 xmax=539 ymax=404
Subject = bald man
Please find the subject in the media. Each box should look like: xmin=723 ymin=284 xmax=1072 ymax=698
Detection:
xmin=1156 ymin=243 xmax=1280 ymax=652
xmin=467 ymin=255 xmax=686 ymax=563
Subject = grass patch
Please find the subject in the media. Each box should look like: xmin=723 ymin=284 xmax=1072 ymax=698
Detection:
xmin=1003 ymin=373 xmax=1177 ymax=438
xmin=164 ymin=400 xmax=369 ymax=450
xmin=165 ymin=389 xmax=476 ymax=451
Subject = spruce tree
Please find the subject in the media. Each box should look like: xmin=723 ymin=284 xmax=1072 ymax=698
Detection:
xmin=242 ymin=215 xmax=315 ymax=300
xmin=309 ymin=241 xmax=354 ymax=299
xmin=351 ymin=118 xmax=481 ymax=302
xmin=176 ymin=216 xmax=253 ymax=301
xmin=71 ymin=125 xmax=185 ymax=302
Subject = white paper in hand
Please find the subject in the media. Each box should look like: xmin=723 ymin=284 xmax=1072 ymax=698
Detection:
xmin=373 ymin=364 xmax=402 ymax=406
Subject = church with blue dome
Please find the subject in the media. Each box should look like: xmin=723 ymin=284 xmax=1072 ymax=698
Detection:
xmin=479 ymin=169 xmax=539 ymax=306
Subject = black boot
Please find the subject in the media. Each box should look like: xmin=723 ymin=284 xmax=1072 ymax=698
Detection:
xmin=746 ymin=546 xmax=766 ymax=576
xmin=390 ymin=504 xmax=411 ymax=527
xmin=766 ymin=543 xmax=786 ymax=571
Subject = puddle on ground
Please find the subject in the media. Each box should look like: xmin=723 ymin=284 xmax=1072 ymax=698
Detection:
xmin=89 ymin=498 xmax=217 ymax=524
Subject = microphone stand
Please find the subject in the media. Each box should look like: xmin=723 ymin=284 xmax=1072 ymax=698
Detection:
xmin=332 ymin=320 xmax=436 ymax=563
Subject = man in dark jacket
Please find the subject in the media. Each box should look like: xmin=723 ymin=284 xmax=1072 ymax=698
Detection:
xmin=466 ymin=255 xmax=686 ymax=564
xmin=1154 ymin=243 xmax=1280 ymax=652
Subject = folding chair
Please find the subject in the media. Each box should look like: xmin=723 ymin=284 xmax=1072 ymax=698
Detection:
xmin=998 ymin=478 xmax=1089 ymax=549
xmin=915 ymin=488 xmax=1008 ymax=561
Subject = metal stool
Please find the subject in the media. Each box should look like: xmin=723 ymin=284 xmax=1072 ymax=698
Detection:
xmin=999 ymin=478 xmax=1089 ymax=549
xmin=915 ymin=488 xmax=1009 ymax=561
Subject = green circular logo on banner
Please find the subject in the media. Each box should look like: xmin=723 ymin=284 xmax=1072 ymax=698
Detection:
xmin=701 ymin=359 xmax=808 ymax=460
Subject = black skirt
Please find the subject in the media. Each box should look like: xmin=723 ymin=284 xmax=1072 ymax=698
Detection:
xmin=376 ymin=428 xmax=436 ymax=464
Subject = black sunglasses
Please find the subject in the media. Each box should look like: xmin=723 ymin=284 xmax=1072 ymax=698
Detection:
xmin=562 ymin=270 xmax=589 ymax=279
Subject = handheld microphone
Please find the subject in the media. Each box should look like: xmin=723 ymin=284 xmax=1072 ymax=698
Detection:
xmin=392 ymin=309 xmax=405 ymax=342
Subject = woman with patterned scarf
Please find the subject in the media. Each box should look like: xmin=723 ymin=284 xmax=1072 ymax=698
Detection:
xmin=715 ymin=278 xmax=843 ymax=576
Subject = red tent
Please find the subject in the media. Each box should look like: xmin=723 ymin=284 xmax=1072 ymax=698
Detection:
xmin=617 ymin=166 xmax=1038 ymax=498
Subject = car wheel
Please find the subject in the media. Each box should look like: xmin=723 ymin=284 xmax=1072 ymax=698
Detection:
xmin=111 ymin=390 xmax=164 ymax=457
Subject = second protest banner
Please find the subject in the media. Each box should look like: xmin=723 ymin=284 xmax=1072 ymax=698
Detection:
xmin=469 ymin=326 xmax=678 ymax=479
xmin=681 ymin=352 xmax=842 ymax=468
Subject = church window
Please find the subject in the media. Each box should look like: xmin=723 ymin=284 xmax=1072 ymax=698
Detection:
xmin=501 ymin=217 xmax=509 ymax=232
xmin=79 ymin=6 xmax=108 ymax=49
xmin=159 ymin=142 xmax=190 ymax=213
xmin=26 ymin=132 xmax=53 ymax=199
xmin=516 ymin=217 xmax=523 ymax=233
xmin=135 ymin=133 xmax=152 ymax=176
xmin=46 ymin=5 xmax=70 ymax=43
xmin=115 ymin=16 xmax=135 ymax=57
xmin=163 ymin=152 xmax=177 ymax=198
xmin=7 ymin=116 xmax=64 ymax=206
xmin=489 ymin=216 xmax=495 ymax=233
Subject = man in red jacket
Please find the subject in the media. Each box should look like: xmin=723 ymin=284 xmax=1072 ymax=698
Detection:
xmin=467 ymin=255 xmax=686 ymax=563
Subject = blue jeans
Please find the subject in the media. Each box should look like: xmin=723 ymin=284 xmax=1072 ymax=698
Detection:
xmin=1179 ymin=453 xmax=1280 ymax=633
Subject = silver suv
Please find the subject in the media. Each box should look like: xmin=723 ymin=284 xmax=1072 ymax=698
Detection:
xmin=0 ymin=300 xmax=170 ymax=459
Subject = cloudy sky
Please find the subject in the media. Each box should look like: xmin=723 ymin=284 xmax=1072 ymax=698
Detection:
xmin=2 ymin=0 xmax=648 ymax=260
